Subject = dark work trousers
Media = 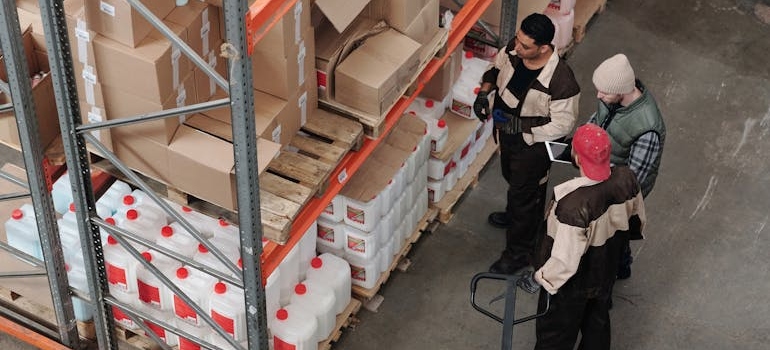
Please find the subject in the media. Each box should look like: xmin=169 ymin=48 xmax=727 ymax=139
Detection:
xmin=534 ymin=231 xmax=629 ymax=350
xmin=499 ymin=132 xmax=551 ymax=262
xmin=534 ymin=289 xmax=612 ymax=350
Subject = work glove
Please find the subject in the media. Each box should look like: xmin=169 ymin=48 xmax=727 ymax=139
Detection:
xmin=473 ymin=91 xmax=490 ymax=121
xmin=517 ymin=271 xmax=541 ymax=294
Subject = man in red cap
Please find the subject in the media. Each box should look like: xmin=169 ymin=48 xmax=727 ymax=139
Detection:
xmin=516 ymin=124 xmax=646 ymax=350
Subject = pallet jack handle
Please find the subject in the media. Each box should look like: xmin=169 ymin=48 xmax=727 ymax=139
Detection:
xmin=470 ymin=272 xmax=551 ymax=350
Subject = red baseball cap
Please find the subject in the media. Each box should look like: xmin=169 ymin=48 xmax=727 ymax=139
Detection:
xmin=572 ymin=124 xmax=611 ymax=181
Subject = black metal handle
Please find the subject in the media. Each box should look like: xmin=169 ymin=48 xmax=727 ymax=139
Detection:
xmin=470 ymin=271 xmax=552 ymax=350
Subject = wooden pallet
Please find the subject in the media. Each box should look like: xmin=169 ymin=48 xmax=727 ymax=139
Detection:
xmin=432 ymin=137 xmax=498 ymax=224
xmin=351 ymin=208 xmax=438 ymax=303
xmin=573 ymin=0 xmax=608 ymax=43
xmin=0 ymin=285 xmax=97 ymax=342
xmin=318 ymin=299 xmax=363 ymax=350
xmin=319 ymin=28 xmax=449 ymax=139
xmin=90 ymin=110 xmax=364 ymax=244
xmin=115 ymin=325 xmax=161 ymax=350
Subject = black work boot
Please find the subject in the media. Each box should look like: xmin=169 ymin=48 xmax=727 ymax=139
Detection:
xmin=487 ymin=211 xmax=513 ymax=228
xmin=488 ymin=255 xmax=529 ymax=275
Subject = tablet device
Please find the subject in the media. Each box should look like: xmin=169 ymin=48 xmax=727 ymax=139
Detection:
xmin=545 ymin=141 xmax=571 ymax=164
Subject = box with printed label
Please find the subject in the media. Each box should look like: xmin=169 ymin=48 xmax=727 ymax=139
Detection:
xmin=334 ymin=28 xmax=420 ymax=116
xmin=92 ymin=20 xmax=192 ymax=103
xmin=84 ymin=0 xmax=175 ymax=48
xmin=0 ymin=27 xmax=60 ymax=149
xmin=79 ymin=100 xmax=113 ymax=152
xmin=192 ymin=47 xmax=228 ymax=102
xmin=252 ymin=0 xmax=311 ymax=56
xmin=271 ymin=71 xmax=318 ymax=145
xmin=164 ymin=1 xmax=222 ymax=58
xmin=100 ymin=71 xmax=196 ymax=145
xmin=252 ymin=27 xmax=315 ymax=100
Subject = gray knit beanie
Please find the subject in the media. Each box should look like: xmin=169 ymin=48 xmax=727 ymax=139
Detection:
xmin=592 ymin=54 xmax=635 ymax=94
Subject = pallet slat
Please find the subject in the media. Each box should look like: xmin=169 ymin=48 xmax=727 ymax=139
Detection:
xmin=268 ymin=151 xmax=333 ymax=193
xmin=302 ymin=109 xmax=365 ymax=151
xmin=290 ymin=134 xmax=347 ymax=165
xmin=259 ymin=172 xmax=314 ymax=206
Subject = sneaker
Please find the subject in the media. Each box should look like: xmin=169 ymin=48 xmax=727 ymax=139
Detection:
xmin=487 ymin=211 xmax=513 ymax=228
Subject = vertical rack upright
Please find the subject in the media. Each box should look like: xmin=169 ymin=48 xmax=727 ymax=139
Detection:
xmin=0 ymin=0 xmax=80 ymax=348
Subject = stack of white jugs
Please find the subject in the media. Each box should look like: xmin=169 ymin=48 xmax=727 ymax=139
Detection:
xmin=316 ymin=118 xmax=429 ymax=293
xmin=545 ymin=0 xmax=576 ymax=51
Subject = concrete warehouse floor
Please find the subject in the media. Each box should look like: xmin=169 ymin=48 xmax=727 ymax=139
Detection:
xmin=2 ymin=0 xmax=770 ymax=349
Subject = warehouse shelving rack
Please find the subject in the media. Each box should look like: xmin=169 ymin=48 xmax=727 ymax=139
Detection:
xmin=0 ymin=0 xmax=518 ymax=348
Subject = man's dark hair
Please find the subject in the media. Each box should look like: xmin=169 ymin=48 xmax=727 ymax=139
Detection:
xmin=520 ymin=13 xmax=555 ymax=46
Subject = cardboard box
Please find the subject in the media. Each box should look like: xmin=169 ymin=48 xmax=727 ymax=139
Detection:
xmin=272 ymin=72 xmax=318 ymax=145
xmin=314 ymin=0 xmax=372 ymax=33
xmin=100 ymin=71 xmax=196 ymax=144
xmin=165 ymin=1 xmax=222 ymax=58
xmin=185 ymin=90 xmax=286 ymax=144
xmin=363 ymin=0 xmax=430 ymax=32
xmin=252 ymin=27 xmax=315 ymax=100
xmin=192 ymin=48 xmax=228 ymax=102
xmin=168 ymin=124 xmax=280 ymax=210
xmin=111 ymin=127 xmax=172 ymax=183
xmin=420 ymin=43 xmax=461 ymax=101
xmin=0 ymin=27 xmax=60 ymax=149
xmin=398 ymin=0 xmax=440 ymax=45
xmin=79 ymin=101 xmax=113 ymax=152
xmin=253 ymin=0 xmax=311 ymax=56
xmin=92 ymin=21 xmax=192 ymax=103
xmin=335 ymin=28 xmax=420 ymax=116
xmin=84 ymin=0 xmax=175 ymax=48
xmin=314 ymin=17 xmax=380 ymax=100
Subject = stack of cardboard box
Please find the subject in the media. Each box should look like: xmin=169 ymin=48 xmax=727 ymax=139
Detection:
xmin=313 ymin=0 xmax=439 ymax=118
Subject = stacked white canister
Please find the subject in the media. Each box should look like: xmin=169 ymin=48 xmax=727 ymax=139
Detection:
xmin=545 ymin=0 xmax=576 ymax=51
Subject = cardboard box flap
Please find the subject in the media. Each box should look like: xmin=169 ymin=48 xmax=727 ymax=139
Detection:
xmin=433 ymin=111 xmax=482 ymax=161
xmin=340 ymin=158 xmax=397 ymax=202
xmin=336 ymin=20 xmax=389 ymax=65
xmin=170 ymin=125 xmax=235 ymax=174
xmin=314 ymin=0 xmax=372 ymax=33
xmin=184 ymin=113 xmax=232 ymax=141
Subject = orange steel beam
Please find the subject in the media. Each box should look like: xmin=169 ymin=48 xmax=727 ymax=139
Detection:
xmin=245 ymin=0 xmax=299 ymax=55
xmin=260 ymin=0 xmax=495 ymax=283
xmin=0 ymin=314 xmax=71 ymax=350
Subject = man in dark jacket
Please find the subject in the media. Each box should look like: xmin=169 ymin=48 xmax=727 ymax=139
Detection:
xmin=518 ymin=124 xmax=646 ymax=350
xmin=473 ymin=13 xmax=581 ymax=274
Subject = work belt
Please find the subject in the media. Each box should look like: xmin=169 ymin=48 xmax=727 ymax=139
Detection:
xmin=492 ymin=109 xmax=551 ymax=135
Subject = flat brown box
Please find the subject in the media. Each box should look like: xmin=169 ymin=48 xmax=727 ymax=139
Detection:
xmin=84 ymin=0 xmax=175 ymax=48
xmin=92 ymin=20 xmax=193 ymax=104
xmin=168 ymin=124 xmax=280 ymax=211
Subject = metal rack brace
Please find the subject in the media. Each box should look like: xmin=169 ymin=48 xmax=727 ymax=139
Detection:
xmin=0 ymin=0 xmax=79 ymax=347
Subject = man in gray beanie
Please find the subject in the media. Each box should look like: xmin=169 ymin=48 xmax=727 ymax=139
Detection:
xmin=588 ymin=53 xmax=665 ymax=279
